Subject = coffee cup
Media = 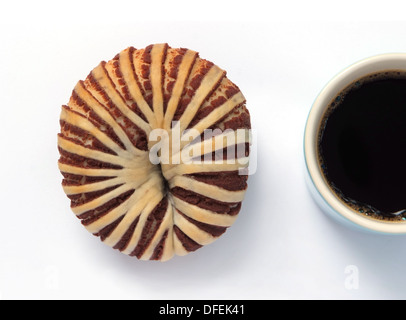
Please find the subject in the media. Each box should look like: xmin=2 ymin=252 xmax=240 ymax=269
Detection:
xmin=304 ymin=53 xmax=406 ymax=234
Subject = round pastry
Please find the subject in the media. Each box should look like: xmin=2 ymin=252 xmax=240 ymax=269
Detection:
xmin=58 ymin=43 xmax=251 ymax=261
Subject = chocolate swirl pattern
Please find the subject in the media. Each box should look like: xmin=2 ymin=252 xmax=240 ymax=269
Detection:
xmin=58 ymin=44 xmax=251 ymax=261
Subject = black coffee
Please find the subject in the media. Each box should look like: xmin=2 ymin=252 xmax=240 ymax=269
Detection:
xmin=318 ymin=70 xmax=406 ymax=221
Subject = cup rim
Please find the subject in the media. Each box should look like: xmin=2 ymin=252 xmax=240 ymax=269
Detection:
xmin=304 ymin=52 xmax=406 ymax=234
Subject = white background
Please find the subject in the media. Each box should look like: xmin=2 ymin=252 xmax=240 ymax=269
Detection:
xmin=1 ymin=0 xmax=406 ymax=300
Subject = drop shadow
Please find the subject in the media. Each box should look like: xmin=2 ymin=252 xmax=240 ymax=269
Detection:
xmin=305 ymin=176 xmax=406 ymax=298
xmin=86 ymin=150 xmax=267 ymax=297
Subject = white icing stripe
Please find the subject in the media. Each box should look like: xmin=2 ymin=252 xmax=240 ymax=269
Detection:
xmin=163 ymin=50 xmax=198 ymax=130
xmin=185 ymin=91 xmax=246 ymax=141
xmin=174 ymin=210 xmax=216 ymax=246
xmin=101 ymin=176 xmax=163 ymax=245
xmin=176 ymin=65 xmax=225 ymax=133
xmin=58 ymin=135 xmax=126 ymax=167
xmin=172 ymin=197 xmax=237 ymax=227
xmin=121 ymin=191 xmax=164 ymax=255
xmin=60 ymin=107 xmax=129 ymax=158
xmin=58 ymin=162 xmax=121 ymax=177
xmin=102 ymin=190 xmax=151 ymax=247
xmin=62 ymin=177 xmax=125 ymax=195
xmin=180 ymin=129 xmax=251 ymax=161
xmin=173 ymin=231 xmax=189 ymax=256
xmin=91 ymin=64 xmax=151 ymax=136
xmin=84 ymin=195 xmax=133 ymax=234
xmin=163 ymin=158 xmax=249 ymax=181
xmin=150 ymin=43 xmax=167 ymax=127
xmin=119 ymin=49 xmax=157 ymax=128
xmin=169 ymin=175 xmax=246 ymax=203
xmin=72 ymin=183 xmax=135 ymax=216
xmin=159 ymin=209 xmax=175 ymax=261
xmin=140 ymin=201 xmax=173 ymax=260
xmin=73 ymin=82 xmax=140 ymax=154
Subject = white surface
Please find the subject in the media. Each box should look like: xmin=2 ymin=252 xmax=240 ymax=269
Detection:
xmin=1 ymin=0 xmax=406 ymax=300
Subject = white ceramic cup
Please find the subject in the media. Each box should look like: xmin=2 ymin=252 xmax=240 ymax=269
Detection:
xmin=304 ymin=53 xmax=406 ymax=234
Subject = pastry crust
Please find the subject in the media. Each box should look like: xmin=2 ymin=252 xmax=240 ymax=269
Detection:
xmin=58 ymin=44 xmax=251 ymax=261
